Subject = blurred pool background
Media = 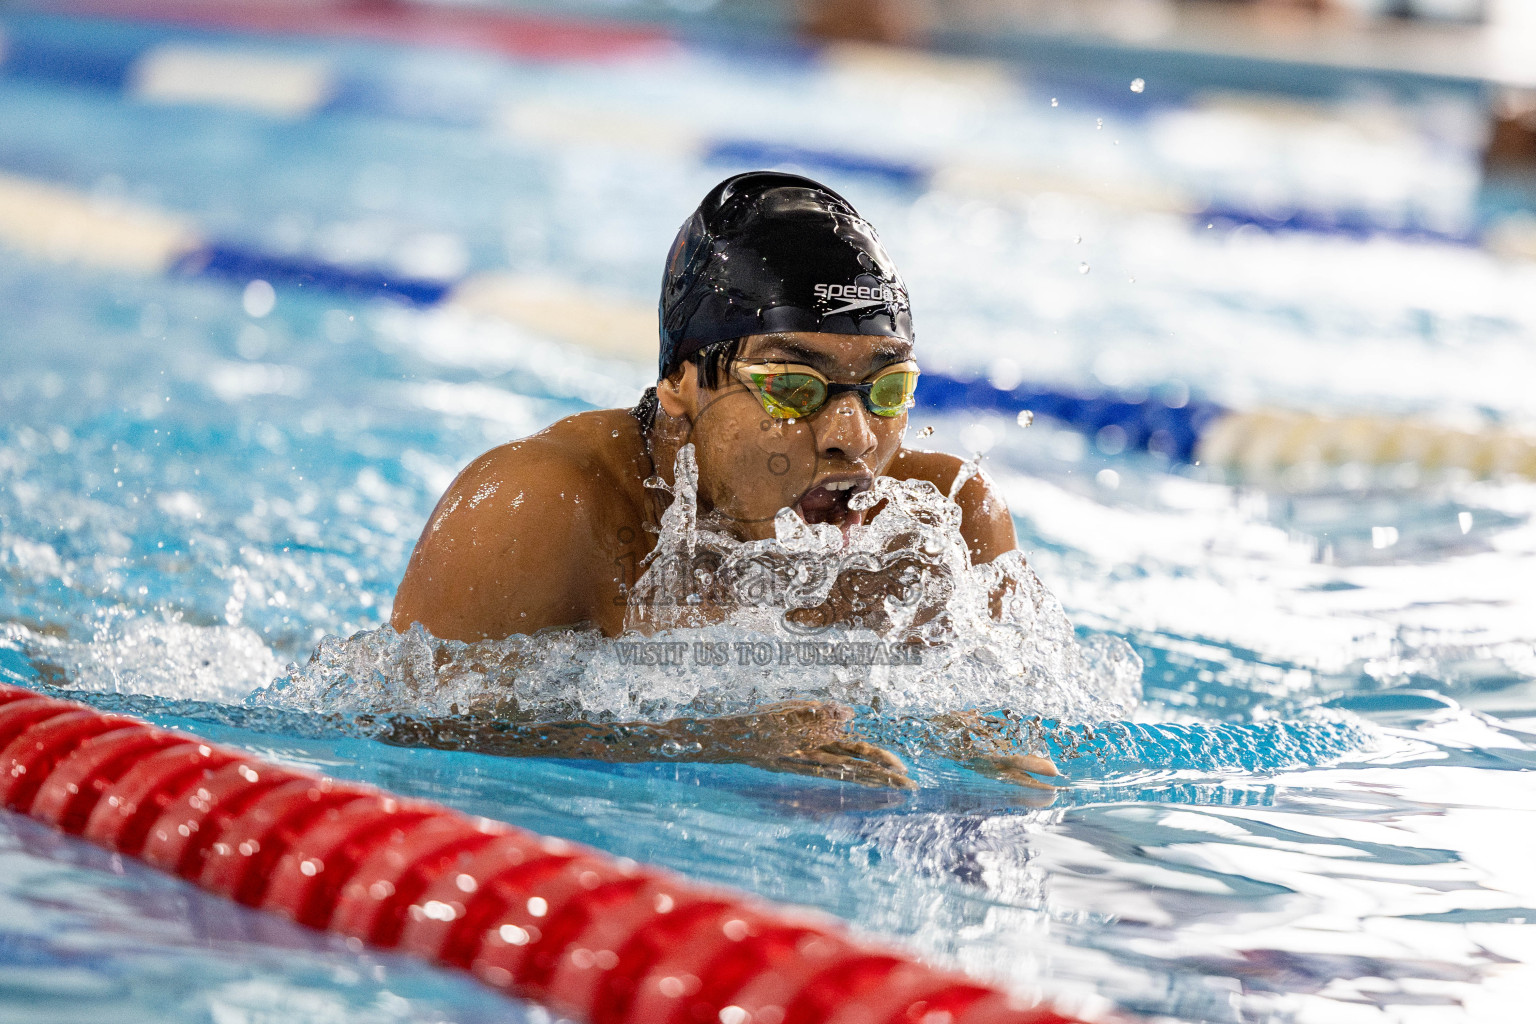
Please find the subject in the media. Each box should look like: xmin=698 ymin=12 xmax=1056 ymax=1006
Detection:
xmin=3 ymin=1 xmax=1536 ymax=1022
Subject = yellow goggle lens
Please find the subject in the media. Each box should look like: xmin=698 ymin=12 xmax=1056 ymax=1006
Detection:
xmin=752 ymin=372 xmax=826 ymax=418
xmin=740 ymin=362 xmax=918 ymax=420
xmin=866 ymin=369 xmax=918 ymax=417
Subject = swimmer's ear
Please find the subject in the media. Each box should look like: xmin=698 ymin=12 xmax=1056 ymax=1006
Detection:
xmin=655 ymin=364 xmax=697 ymax=423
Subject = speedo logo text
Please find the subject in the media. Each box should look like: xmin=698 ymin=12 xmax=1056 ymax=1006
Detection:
xmin=814 ymin=282 xmax=901 ymax=315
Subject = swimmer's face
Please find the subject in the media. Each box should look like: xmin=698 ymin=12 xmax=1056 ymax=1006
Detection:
xmin=658 ymin=331 xmax=912 ymax=542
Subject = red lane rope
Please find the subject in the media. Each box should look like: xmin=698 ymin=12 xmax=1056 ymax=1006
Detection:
xmin=0 ymin=684 xmax=1096 ymax=1024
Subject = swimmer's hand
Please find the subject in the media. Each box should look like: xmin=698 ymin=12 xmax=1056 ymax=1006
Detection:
xmin=962 ymin=753 xmax=1059 ymax=791
xmin=719 ymin=700 xmax=914 ymax=790
xmin=930 ymin=710 xmax=1062 ymax=795
xmin=368 ymin=699 xmax=913 ymax=790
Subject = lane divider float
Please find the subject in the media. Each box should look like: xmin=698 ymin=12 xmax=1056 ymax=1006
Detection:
xmin=13 ymin=1 xmax=672 ymax=63
xmin=0 ymin=10 xmax=1486 ymax=244
xmin=1 ymin=169 xmax=1532 ymax=483
xmin=496 ymin=99 xmax=1197 ymax=215
xmin=0 ymin=15 xmax=1185 ymax=212
xmin=0 ymin=683 xmax=1094 ymax=1024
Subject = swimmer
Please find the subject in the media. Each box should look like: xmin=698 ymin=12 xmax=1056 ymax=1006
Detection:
xmin=391 ymin=171 xmax=1057 ymax=792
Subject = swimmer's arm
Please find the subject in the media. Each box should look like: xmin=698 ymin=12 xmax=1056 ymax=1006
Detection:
xmin=369 ymin=701 xmax=914 ymax=789
xmin=889 ymin=448 xmax=1018 ymax=564
xmin=391 ymin=443 xmax=602 ymax=640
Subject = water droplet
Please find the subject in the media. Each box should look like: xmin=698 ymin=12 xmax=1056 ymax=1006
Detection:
xmin=1130 ymin=78 xmax=1145 ymax=93
xmin=1016 ymin=409 xmax=1034 ymax=428
xmin=1095 ymin=118 xmax=1103 ymax=130
xmin=611 ymin=430 xmax=621 ymax=438
xmin=1079 ymin=262 xmax=1090 ymax=274
xmin=916 ymin=425 xmax=934 ymax=438
xmin=786 ymin=417 xmax=796 ymax=425
xmin=1050 ymin=97 xmax=1058 ymax=107
xmin=1128 ymin=277 xmax=1136 ymax=284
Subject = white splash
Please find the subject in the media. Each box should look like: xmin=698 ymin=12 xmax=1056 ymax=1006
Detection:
xmin=15 ymin=614 xmax=283 ymax=705
xmin=259 ymin=446 xmax=1141 ymax=730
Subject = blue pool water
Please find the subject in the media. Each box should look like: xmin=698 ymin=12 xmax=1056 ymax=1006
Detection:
xmin=4 ymin=10 xmax=1536 ymax=1023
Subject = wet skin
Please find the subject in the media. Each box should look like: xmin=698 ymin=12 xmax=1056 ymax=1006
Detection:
xmin=391 ymin=331 xmax=1058 ymax=792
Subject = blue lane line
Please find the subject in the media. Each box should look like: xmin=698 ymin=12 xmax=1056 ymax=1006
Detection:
xmin=918 ymin=375 xmax=1227 ymax=463
xmin=0 ymin=20 xmax=140 ymax=91
xmin=171 ymin=245 xmax=454 ymax=306
xmin=703 ymin=140 xmax=929 ymax=191
xmin=1201 ymin=204 xmax=1480 ymax=246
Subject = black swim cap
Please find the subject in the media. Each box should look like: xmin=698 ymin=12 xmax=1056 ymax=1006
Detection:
xmin=657 ymin=171 xmax=913 ymax=380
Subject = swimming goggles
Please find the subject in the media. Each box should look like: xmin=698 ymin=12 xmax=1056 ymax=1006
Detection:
xmin=732 ymin=360 xmax=920 ymax=420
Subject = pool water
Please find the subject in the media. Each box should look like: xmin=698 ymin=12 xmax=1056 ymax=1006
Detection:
xmin=4 ymin=9 xmax=1536 ymax=1023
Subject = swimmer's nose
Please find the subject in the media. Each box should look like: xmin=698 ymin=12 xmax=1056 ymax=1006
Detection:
xmin=817 ymin=392 xmax=878 ymax=464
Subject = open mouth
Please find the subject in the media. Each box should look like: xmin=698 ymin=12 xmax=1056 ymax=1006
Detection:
xmin=794 ymin=476 xmax=871 ymax=541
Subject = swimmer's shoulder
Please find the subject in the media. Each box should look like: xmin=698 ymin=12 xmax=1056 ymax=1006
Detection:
xmin=420 ymin=411 xmax=654 ymax=568
xmin=441 ymin=409 xmax=649 ymax=532
xmin=887 ymin=447 xmax=1018 ymax=564
xmin=393 ymin=410 xmax=647 ymax=639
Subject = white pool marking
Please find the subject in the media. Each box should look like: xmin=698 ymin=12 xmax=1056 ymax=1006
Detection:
xmin=499 ymin=100 xmax=704 ymax=158
xmin=0 ymin=172 xmax=198 ymax=272
xmin=129 ymin=45 xmax=333 ymax=118
xmin=446 ymin=273 xmax=655 ymax=361
xmin=820 ymin=41 xmax=1018 ymax=97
